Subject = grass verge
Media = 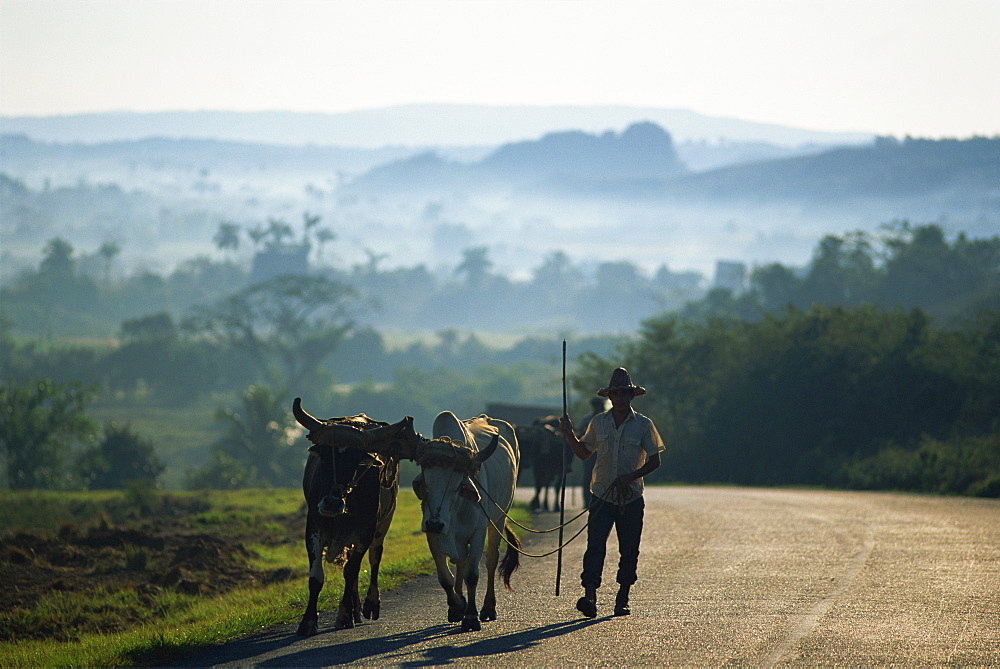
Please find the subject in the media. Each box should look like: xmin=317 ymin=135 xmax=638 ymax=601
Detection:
xmin=0 ymin=487 xmax=529 ymax=667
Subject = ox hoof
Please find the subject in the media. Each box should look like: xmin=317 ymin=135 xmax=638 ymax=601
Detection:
xmin=296 ymin=619 xmax=318 ymax=636
xmin=447 ymin=601 xmax=465 ymax=622
xmin=461 ymin=616 xmax=482 ymax=632
xmin=362 ymin=599 xmax=380 ymax=620
xmin=333 ymin=614 xmax=356 ymax=630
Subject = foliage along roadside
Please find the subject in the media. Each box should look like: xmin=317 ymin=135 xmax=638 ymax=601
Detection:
xmin=574 ymin=304 xmax=1000 ymax=497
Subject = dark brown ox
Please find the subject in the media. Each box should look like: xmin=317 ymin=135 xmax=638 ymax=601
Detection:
xmin=291 ymin=398 xmax=419 ymax=635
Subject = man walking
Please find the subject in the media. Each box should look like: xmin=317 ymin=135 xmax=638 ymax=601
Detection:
xmin=559 ymin=367 xmax=663 ymax=617
xmin=578 ymin=396 xmax=609 ymax=508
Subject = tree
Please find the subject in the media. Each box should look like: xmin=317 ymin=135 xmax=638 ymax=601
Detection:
xmin=266 ymin=217 xmax=295 ymax=249
xmin=106 ymin=312 xmax=238 ymax=404
xmin=360 ymin=248 xmax=389 ymax=275
xmin=181 ymin=274 xmax=359 ymax=395
xmin=880 ymin=223 xmax=955 ymax=308
xmin=0 ymin=379 xmax=96 ymax=489
xmin=5 ymin=238 xmax=100 ymax=337
xmin=302 ymin=211 xmax=321 ymax=240
xmin=76 ymin=422 xmax=165 ymax=489
xmin=799 ymin=235 xmax=851 ymax=305
xmin=314 ymin=228 xmax=336 ymax=264
xmin=530 ymin=251 xmax=582 ymax=300
xmin=595 ymin=302 xmax=997 ymax=492
xmin=40 ymin=237 xmax=76 ymax=280
xmin=247 ymin=224 xmax=267 ymax=251
xmin=455 ymin=246 xmax=493 ymax=288
xmin=213 ymin=221 xmax=242 ymax=257
xmin=97 ymin=241 xmax=121 ymax=285
xmin=189 ymin=384 xmax=303 ymax=489
xmin=751 ymin=262 xmax=801 ymax=311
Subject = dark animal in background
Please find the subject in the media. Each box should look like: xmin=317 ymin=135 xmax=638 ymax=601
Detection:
xmin=291 ymin=398 xmax=415 ymax=635
xmin=515 ymin=415 xmax=572 ymax=512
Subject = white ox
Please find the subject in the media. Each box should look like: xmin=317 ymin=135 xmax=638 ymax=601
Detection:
xmin=412 ymin=411 xmax=521 ymax=632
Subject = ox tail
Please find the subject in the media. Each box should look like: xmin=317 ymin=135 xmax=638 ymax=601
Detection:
xmin=499 ymin=522 xmax=521 ymax=590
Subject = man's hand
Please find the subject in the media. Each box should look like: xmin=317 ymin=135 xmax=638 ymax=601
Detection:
xmin=559 ymin=415 xmax=575 ymax=436
xmin=560 ymin=416 xmax=593 ymax=461
xmin=616 ymin=472 xmax=637 ymax=487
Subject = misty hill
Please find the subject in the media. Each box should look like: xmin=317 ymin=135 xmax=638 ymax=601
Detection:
xmin=0 ymin=119 xmax=839 ymax=197
xmin=352 ymin=122 xmax=686 ymax=192
xmin=0 ymin=105 xmax=873 ymax=149
xmin=346 ymin=126 xmax=1000 ymax=207
xmin=655 ymin=135 xmax=1000 ymax=204
xmin=0 ymin=133 xmax=417 ymax=184
xmin=2 ymin=120 xmax=996 ymax=289
xmin=483 ymin=121 xmax=684 ymax=182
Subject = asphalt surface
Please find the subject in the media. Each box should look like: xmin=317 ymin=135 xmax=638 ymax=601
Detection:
xmin=171 ymin=486 xmax=1000 ymax=667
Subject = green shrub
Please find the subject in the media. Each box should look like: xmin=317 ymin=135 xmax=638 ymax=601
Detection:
xmin=841 ymin=434 xmax=1000 ymax=496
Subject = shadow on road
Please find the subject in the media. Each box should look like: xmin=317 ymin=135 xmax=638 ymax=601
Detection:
xmin=242 ymin=618 xmax=600 ymax=667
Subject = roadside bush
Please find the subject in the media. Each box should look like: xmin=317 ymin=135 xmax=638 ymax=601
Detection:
xmin=75 ymin=422 xmax=165 ymax=490
xmin=0 ymin=379 xmax=96 ymax=489
xmin=839 ymin=434 xmax=1000 ymax=497
xmin=184 ymin=451 xmax=267 ymax=490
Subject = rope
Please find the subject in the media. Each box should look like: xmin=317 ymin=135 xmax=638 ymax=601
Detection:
xmin=467 ymin=475 xmax=638 ymax=559
xmin=475 ymin=493 xmax=590 ymax=559
xmin=331 ymin=451 xmax=380 ymax=498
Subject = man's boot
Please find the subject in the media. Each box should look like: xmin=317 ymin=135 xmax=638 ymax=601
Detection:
xmin=576 ymin=587 xmax=597 ymax=618
xmin=614 ymin=584 xmax=631 ymax=616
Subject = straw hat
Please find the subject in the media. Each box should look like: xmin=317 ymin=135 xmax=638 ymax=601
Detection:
xmin=597 ymin=367 xmax=646 ymax=397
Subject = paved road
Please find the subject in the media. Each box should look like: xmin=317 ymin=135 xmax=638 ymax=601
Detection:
xmin=173 ymin=487 xmax=999 ymax=667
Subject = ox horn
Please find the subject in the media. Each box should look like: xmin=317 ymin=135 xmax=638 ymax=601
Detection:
xmin=292 ymin=397 xmax=368 ymax=450
xmin=292 ymin=397 xmax=324 ymax=431
xmin=474 ymin=433 xmax=500 ymax=463
xmin=361 ymin=417 xmax=420 ymax=460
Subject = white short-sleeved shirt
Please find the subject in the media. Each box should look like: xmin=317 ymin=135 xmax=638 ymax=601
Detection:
xmin=581 ymin=409 xmax=664 ymax=504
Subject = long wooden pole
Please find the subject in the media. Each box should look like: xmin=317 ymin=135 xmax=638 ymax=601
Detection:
xmin=556 ymin=339 xmax=568 ymax=595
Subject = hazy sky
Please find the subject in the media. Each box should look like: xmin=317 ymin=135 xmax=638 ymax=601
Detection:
xmin=2 ymin=0 xmax=998 ymax=138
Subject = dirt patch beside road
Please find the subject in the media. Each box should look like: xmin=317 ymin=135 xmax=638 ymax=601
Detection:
xmin=0 ymin=502 xmax=302 ymax=642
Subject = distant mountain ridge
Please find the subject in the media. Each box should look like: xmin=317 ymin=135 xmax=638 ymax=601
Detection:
xmin=345 ymin=124 xmax=1000 ymax=208
xmin=1 ymin=117 xmax=996 ymax=293
xmin=484 ymin=121 xmax=684 ymax=181
xmin=0 ymin=133 xmax=415 ymax=177
xmin=658 ymin=136 xmax=1000 ymax=203
xmin=0 ymin=105 xmax=874 ymax=149
xmin=3 ymin=123 xmax=995 ymax=207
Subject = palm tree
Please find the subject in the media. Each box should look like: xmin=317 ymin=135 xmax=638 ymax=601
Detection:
xmin=266 ymin=217 xmax=294 ymax=249
xmin=97 ymin=241 xmax=121 ymax=285
xmin=302 ymin=212 xmax=321 ymax=243
xmin=213 ymin=221 xmax=241 ymax=258
xmin=314 ymin=228 xmax=336 ymax=264
xmin=456 ymin=246 xmax=493 ymax=288
xmin=247 ymin=224 xmax=268 ymax=252
xmin=361 ymin=248 xmax=389 ymax=275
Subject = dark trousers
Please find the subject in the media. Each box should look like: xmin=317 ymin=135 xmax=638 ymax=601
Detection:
xmin=582 ymin=457 xmax=596 ymax=507
xmin=581 ymin=496 xmax=645 ymax=590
